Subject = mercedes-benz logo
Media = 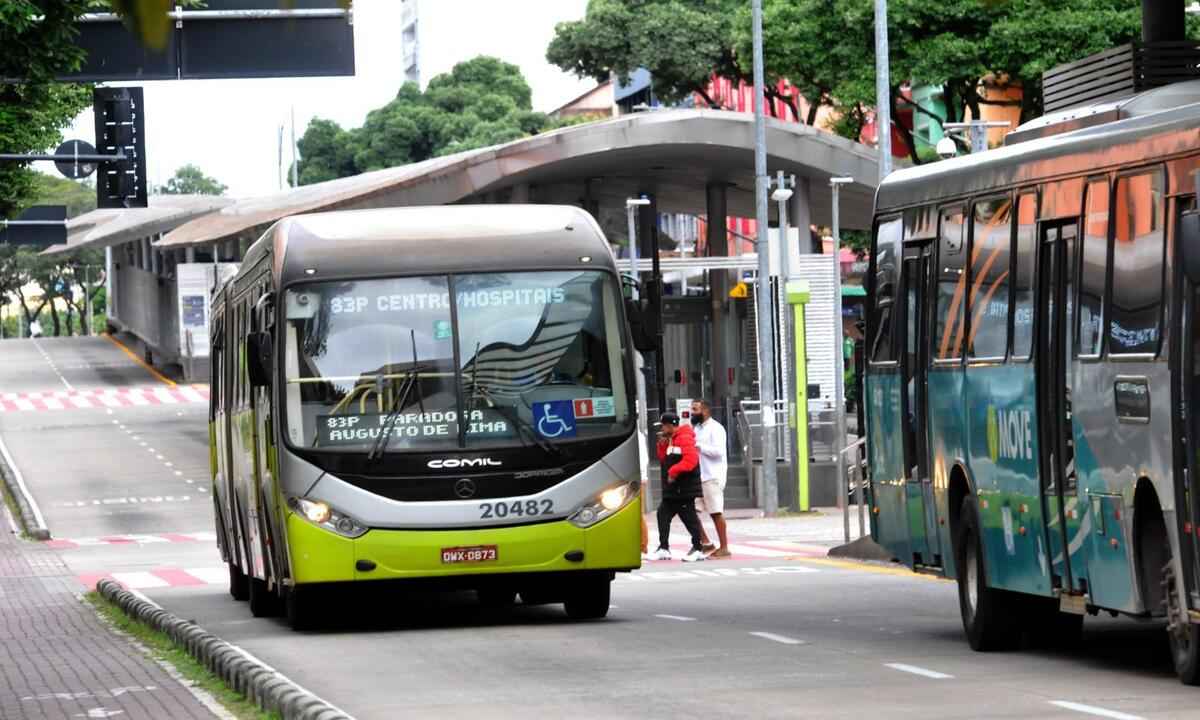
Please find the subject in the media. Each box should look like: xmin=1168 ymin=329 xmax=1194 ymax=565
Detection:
xmin=454 ymin=479 xmax=477 ymax=499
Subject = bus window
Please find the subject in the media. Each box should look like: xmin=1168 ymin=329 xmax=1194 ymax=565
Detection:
xmin=903 ymin=205 xmax=936 ymax=241
xmin=869 ymin=216 xmax=902 ymax=363
xmin=935 ymin=206 xmax=966 ymax=361
xmin=1110 ymin=170 xmax=1165 ymax=355
xmin=1012 ymin=193 xmax=1037 ymax=359
xmin=1041 ymin=177 xmax=1083 ymax=220
xmin=967 ymin=195 xmax=1013 ymax=359
xmin=1079 ymin=179 xmax=1110 ymax=357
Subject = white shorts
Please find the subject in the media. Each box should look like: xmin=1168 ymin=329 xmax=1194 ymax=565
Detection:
xmin=696 ymin=478 xmax=726 ymax=515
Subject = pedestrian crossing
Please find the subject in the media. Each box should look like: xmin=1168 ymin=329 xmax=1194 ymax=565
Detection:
xmin=48 ymin=531 xmax=216 ymax=550
xmin=0 ymin=386 xmax=208 ymax=412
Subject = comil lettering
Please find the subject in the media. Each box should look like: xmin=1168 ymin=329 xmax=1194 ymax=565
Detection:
xmin=986 ymin=406 xmax=1033 ymax=462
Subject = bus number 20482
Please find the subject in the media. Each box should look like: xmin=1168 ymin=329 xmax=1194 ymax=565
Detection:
xmin=479 ymin=499 xmax=553 ymax=519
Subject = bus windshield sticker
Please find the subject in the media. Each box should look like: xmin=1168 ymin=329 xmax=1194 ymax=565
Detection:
xmin=573 ymin=397 xmax=615 ymax=419
xmin=533 ymin=400 xmax=577 ymax=438
xmin=433 ymin=320 xmax=452 ymax=340
xmin=316 ymin=410 xmax=511 ymax=447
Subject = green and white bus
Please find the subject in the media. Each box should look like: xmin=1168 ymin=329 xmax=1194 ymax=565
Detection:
xmin=210 ymin=205 xmax=642 ymax=629
xmin=865 ymin=82 xmax=1200 ymax=681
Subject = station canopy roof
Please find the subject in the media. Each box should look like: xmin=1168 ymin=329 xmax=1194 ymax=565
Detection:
xmin=43 ymin=194 xmax=234 ymax=256
xmin=158 ymin=109 xmax=880 ymax=251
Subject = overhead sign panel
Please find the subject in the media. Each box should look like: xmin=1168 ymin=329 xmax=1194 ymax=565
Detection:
xmin=0 ymin=206 xmax=67 ymax=248
xmin=62 ymin=1 xmax=354 ymax=82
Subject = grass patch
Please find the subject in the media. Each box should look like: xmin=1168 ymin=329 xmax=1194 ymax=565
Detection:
xmin=0 ymin=479 xmax=31 ymax=540
xmin=86 ymin=591 xmax=282 ymax=720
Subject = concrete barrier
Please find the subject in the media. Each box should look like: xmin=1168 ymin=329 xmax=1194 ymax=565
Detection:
xmin=96 ymin=579 xmax=355 ymax=720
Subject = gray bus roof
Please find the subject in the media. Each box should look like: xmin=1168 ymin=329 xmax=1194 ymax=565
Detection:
xmin=235 ymin=205 xmax=615 ymax=289
xmin=876 ymin=89 xmax=1200 ymax=212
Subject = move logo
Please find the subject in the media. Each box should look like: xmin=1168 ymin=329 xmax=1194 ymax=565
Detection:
xmin=986 ymin=405 xmax=1033 ymax=463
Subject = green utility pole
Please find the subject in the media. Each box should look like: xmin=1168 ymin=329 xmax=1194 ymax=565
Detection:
xmin=786 ymin=280 xmax=811 ymax=511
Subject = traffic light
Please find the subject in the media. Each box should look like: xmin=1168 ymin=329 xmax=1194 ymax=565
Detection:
xmin=93 ymin=87 xmax=148 ymax=209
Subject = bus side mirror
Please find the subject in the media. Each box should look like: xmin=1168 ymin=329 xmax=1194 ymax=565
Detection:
xmin=624 ymin=298 xmax=658 ymax=353
xmin=246 ymin=332 xmax=273 ymax=388
xmin=1181 ymin=211 xmax=1200 ymax=286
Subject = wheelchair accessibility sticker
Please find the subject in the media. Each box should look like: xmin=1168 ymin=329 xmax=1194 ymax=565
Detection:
xmin=533 ymin=400 xmax=576 ymax=438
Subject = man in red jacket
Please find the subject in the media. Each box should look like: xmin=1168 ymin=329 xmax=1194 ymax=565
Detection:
xmin=647 ymin=412 xmax=706 ymax=562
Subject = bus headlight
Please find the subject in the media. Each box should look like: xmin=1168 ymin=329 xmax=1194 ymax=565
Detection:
xmin=569 ymin=480 xmax=638 ymax=529
xmin=288 ymin=497 xmax=368 ymax=538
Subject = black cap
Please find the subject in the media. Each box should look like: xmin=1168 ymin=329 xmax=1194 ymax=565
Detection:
xmin=658 ymin=412 xmax=680 ymax=426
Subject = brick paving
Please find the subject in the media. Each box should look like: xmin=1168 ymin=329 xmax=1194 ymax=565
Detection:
xmin=0 ymin=519 xmax=215 ymax=720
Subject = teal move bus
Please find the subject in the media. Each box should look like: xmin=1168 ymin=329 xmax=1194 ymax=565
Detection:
xmin=865 ymin=80 xmax=1200 ymax=682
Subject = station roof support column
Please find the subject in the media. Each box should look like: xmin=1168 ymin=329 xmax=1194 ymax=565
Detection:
xmin=790 ymin=177 xmax=814 ymax=255
xmin=706 ymin=182 xmax=733 ymax=409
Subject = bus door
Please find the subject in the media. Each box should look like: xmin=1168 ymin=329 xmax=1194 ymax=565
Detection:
xmin=900 ymin=241 xmax=939 ymax=565
xmin=1179 ymin=201 xmax=1200 ymax=606
xmin=1036 ymin=220 xmax=1079 ymax=592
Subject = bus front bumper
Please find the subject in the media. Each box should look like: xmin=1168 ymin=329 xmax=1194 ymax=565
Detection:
xmin=286 ymin=497 xmax=642 ymax=585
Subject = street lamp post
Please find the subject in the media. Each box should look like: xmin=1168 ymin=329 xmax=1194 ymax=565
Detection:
xmin=874 ymin=0 xmax=892 ymax=181
xmin=829 ymin=177 xmax=854 ymax=533
xmin=751 ymin=0 xmax=780 ymax=515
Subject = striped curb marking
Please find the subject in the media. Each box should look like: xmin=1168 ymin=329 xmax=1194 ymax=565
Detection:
xmin=0 ymin=386 xmax=208 ymax=412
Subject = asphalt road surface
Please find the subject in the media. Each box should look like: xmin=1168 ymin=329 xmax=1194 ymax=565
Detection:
xmin=4 ymin=336 xmax=1199 ymax=719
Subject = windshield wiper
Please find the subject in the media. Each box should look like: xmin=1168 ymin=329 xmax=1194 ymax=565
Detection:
xmin=367 ymin=330 xmax=425 ymax=462
xmin=458 ymin=342 xmax=481 ymax=447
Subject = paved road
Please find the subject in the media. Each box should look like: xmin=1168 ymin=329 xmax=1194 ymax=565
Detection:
xmin=0 ymin=336 xmax=220 ymax=579
xmin=4 ymin=336 xmax=1198 ymax=719
xmin=141 ymin=556 xmax=1193 ymax=720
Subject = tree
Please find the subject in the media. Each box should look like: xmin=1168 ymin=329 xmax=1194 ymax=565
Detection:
xmin=546 ymin=0 xmax=799 ymax=117
xmin=28 ymin=172 xmax=97 ymax=217
xmin=295 ymin=56 xmax=558 ymax=185
xmin=0 ymin=1 xmax=93 ymax=220
xmin=159 ymin=164 xmax=227 ymax=195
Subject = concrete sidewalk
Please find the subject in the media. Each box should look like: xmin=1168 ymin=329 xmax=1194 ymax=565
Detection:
xmin=648 ymin=506 xmax=873 ymax=553
xmin=0 ymin=511 xmax=217 ymax=720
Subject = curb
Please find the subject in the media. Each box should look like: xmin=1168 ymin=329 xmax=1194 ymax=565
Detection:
xmin=96 ymin=579 xmax=354 ymax=720
xmin=0 ymin=434 xmax=49 ymax=540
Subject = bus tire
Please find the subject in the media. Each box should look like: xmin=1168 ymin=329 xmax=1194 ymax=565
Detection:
xmin=955 ymin=495 xmax=1013 ymax=651
xmin=248 ymin=576 xmax=278 ymax=618
xmin=1164 ymin=560 xmax=1200 ymax=685
xmin=563 ymin=578 xmax=611 ymax=621
xmin=228 ymin=561 xmax=249 ymax=602
xmin=286 ymin=586 xmax=319 ymax=631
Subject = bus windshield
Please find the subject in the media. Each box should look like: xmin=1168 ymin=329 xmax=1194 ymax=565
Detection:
xmin=282 ymin=270 xmax=631 ymax=453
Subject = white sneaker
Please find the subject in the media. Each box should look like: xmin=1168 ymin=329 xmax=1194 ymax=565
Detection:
xmin=649 ymin=547 xmax=672 ymax=561
xmin=681 ymin=549 xmax=706 ymax=563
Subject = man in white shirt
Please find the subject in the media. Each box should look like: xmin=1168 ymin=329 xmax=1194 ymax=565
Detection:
xmin=691 ymin=399 xmax=730 ymax=558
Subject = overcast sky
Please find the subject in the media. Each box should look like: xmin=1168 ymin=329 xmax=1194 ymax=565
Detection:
xmin=39 ymin=0 xmax=592 ymax=198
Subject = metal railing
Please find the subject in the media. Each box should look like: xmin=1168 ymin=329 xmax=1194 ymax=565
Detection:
xmin=841 ymin=436 xmax=868 ymax=544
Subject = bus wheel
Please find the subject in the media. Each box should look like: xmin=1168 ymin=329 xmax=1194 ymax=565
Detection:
xmin=228 ymin=562 xmax=249 ymax=602
xmin=563 ymin=578 xmax=611 ymax=621
xmin=1164 ymin=560 xmax=1200 ymax=685
xmin=955 ymin=495 xmax=1013 ymax=651
xmin=477 ymin=587 xmax=516 ymax=610
xmin=248 ymin=576 xmax=279 ymax=618
xmin=286 ymin=586 xmax=320 ymax=631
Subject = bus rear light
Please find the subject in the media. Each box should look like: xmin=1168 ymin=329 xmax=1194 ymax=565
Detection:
xmin=288 ymin=496 xmax=368 ymax=539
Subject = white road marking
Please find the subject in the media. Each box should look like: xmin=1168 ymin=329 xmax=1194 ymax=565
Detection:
xmin=749 ymin=631 xmax=805 ymax=645
xmin=654 ymin=614 xmax=696 ymax=622
xmin=111 ymin=571 xmax=170 ymax=589
xmin=885 ymin=663 xmax=954 ymax=679
xmin=1049 ymin=701 xmax=1144 ymax=720
xmin=187 ymin=567 xmax=228 ymax=585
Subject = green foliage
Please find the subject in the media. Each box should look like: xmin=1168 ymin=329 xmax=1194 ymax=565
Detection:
xmin=0 ymin=1 xmax=93 ymax=220
xmin=295 ymin=56 xmax=553 ymax=185
xmin=26 ymin=173 xmax=97 ymax=217
xmin=547 ymin=0 xmax=758 ymax=109
xmin=159 ymin=164 xmax=227 ymax=195
xmin=551 ymin=0 xmax=1164 ymax=164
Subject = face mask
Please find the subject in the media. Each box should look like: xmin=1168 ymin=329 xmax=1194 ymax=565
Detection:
xmin=690 ymin=414 xmax=702 ymax=426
